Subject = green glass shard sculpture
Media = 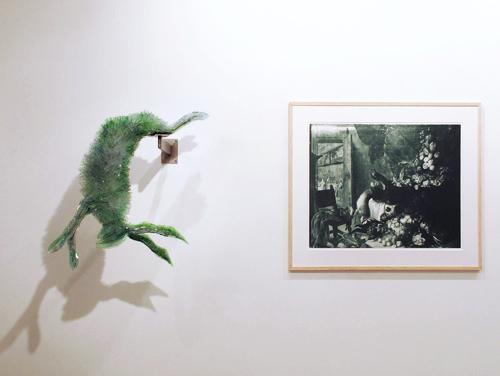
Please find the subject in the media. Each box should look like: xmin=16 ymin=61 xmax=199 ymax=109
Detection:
xmin=48 ymin=111 xmax=207 ymax=269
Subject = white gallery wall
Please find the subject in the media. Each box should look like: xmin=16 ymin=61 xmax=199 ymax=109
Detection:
xmin=0 ymin=1 xmax=499 ymax=375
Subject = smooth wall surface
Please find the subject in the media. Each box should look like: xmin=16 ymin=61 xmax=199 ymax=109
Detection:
xmin=0 ymin=1 xmax=499 ymax=375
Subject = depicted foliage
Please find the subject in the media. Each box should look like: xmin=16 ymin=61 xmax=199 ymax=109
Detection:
xmin=48 ymin=111 xmax=208 ymax=269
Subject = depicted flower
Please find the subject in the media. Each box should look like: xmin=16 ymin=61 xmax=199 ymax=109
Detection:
xmin=400 ymin=215 xmax=413 ymax=224
xmin=392 ymin=127 xmax=450 ymax=190
xmin=387 ymin=217 xmax=406 ymax=237
xmin=412 ymin=233 xmax=426 ymax=246
xmin=419 ymin=222 xmax=430 ymax=232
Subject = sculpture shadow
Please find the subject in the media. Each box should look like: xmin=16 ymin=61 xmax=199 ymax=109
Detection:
xmin=0 ymin=153 xmax=184 ymax=354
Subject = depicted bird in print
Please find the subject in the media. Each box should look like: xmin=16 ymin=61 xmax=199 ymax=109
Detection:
xmin=48 ymin=111 xmax=208 ymax=269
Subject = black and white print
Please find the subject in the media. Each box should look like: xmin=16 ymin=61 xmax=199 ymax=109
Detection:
xmin=309 ymin=124 xmax=461 ymax=249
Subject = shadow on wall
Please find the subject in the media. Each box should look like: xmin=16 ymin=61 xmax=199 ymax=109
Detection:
xmin=0 ymin=135 xmax=201 ymax=355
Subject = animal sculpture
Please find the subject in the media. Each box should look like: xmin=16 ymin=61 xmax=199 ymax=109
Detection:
xmin=48 ymin=111 xmax=207 ymax=269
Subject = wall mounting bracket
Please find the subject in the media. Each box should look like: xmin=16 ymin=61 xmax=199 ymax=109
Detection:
xmin=157 ymin=135 xmax=178 ymax=164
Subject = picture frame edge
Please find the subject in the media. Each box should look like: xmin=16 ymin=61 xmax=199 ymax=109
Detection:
xmin=288 ymin=101 xmax=483 ymax=272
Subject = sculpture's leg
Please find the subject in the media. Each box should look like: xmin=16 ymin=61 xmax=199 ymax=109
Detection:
xmin=48 ymin=200 xmax=91 ymax=254
xmin=97 ymin=223 xmax=128 ymax=247
xmin=68 ymin=233 xmax=79 ymax=270
xmin=127 ymin=233 xmax=172 ymax=265
xmin=127 ymin=222 xmax=187 ymax=243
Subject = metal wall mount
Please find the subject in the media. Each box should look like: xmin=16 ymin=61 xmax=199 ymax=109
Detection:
xmin=157 ymin=135 xmax=178 ymax=164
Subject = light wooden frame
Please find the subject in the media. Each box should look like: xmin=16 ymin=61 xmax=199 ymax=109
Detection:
xmin=288 ymin=101 xmax=482 ymax=272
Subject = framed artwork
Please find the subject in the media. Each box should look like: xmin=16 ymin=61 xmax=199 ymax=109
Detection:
xmin=288 ymin=102 xmax=482 ymax=271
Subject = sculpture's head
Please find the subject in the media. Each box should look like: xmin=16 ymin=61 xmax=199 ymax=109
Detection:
xmin=132 ymin=111 xmax=208 ymax=138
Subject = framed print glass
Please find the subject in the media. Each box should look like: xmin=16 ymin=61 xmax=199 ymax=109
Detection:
xmin=288 ymin=102 xmax=482 ymax=271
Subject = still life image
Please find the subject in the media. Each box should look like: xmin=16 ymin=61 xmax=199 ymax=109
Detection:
xmin=309 ymin=123 xmax=461 ymax=250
